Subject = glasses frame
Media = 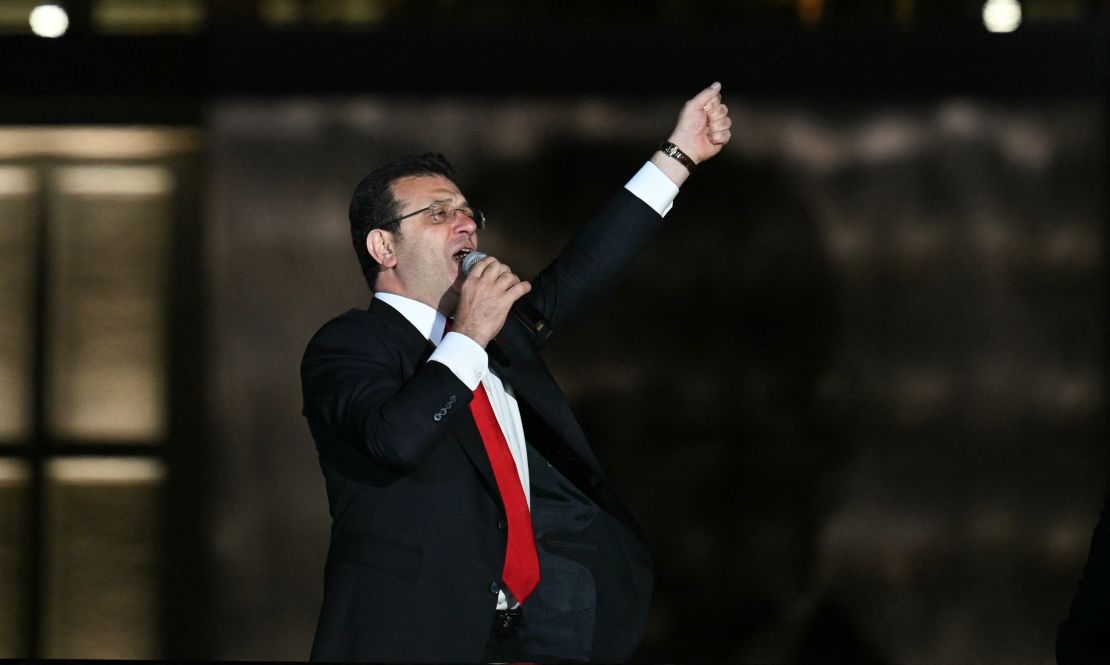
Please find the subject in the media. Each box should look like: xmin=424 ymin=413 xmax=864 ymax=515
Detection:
xmin=383 ymin=202 xmax=486 ymax=229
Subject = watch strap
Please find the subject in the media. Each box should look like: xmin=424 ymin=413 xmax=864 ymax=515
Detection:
xmin=658 ymin=141 xmax=697 ymax=172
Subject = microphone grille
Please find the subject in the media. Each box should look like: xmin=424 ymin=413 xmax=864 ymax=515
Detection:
xmin=460 ymin=250 xmax=488 ymax=275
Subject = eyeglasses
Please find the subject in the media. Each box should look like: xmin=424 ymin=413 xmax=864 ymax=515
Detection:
xmin=385 ymin=201 xmax=486 ymax=229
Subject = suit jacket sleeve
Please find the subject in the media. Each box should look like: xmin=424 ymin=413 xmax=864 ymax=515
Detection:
xmin=526 ymin=188 xmax=664 ymax=348
xmin=1058 ymin=493 xmax=1110 ymax=664
xmin=301 ymin=314 xmax=475 ymax=472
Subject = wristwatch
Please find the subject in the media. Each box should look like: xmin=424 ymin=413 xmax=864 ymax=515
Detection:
xmin=658 ymin=141 xmax=697 ymax=172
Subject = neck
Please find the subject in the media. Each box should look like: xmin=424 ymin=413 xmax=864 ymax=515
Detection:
xmin=374 ymin=285 xmax=457 ymax=318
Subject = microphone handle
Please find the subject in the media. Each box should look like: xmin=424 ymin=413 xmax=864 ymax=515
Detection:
xmin=511 ymin=296 xmax=554 ymax=344
xmin=462 ymin=250 xmax=554 ymax=343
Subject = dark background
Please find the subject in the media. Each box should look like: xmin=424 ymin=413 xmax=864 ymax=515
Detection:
xmin=0 ymin=1 xmax=1107 ymax=663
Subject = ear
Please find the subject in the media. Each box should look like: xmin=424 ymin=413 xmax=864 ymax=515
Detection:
xmin=367 ymin=229 xmax=397 ymax=269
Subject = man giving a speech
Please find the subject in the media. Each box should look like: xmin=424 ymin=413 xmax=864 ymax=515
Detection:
xmin=301 ymin=83 xmax=732 ymax=663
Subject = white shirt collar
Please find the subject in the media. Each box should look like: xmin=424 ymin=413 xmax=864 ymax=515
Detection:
xmin=373 ymin=291 xmax=448 ymax=345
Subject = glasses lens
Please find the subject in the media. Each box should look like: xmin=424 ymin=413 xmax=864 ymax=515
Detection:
xmin=472 ymin=209 xmax=485 ymax=228
xmin=427 ymin=203 xmax=447 ymax=223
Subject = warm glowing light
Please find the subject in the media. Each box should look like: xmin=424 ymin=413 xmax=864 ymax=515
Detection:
xmin=29 ymin=4 xmax=68 ymax=38
xmin=982 ymin=0 xmax=1022 ymax=33
xmin=797 ymin=0 xmax=823 ymax=26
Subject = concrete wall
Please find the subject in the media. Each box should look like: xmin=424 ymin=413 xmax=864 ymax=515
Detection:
xmin=203 ymin=96 xmax=1106 ymax=663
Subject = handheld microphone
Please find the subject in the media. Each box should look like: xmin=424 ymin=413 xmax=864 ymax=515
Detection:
xmin=461 ymin=251 xmax=554 ymax=344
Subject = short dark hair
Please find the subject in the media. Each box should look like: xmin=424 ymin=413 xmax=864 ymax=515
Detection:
xmin=349 ymin=152 xmax=455 ymax=290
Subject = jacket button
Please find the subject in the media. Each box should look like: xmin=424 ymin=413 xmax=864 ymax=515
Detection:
xmin=497 ymin=519 xmax=507 ymax=531
xmin=489 ymin=581 xmax=500 ymax=595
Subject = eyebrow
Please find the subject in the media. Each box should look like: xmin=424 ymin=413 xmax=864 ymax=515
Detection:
xmin=425 ymin=197 xmax=470 ymax=209
xmin=398 ymin=194 xmax=470 ymax=219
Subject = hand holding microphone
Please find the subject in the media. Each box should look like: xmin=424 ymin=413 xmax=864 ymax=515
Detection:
xmin=453 ymin=251 xmax=553 ymax=348
xmin=451 ymin=252 xmax=532 ymax=348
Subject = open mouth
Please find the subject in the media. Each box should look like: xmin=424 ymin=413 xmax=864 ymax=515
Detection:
xmin=452 ymin=248 xmax=472 ymax=262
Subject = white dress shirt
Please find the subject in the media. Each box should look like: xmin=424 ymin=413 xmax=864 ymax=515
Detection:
xmin=372 ymin=161 xmax=678 ymax=608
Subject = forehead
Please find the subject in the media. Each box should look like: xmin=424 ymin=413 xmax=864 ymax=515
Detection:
xmin=391 ymin=174 xmax=463 ymax=208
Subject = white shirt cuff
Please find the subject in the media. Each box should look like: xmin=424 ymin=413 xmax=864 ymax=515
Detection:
xmin=624 ymin=161 xmax=679 ymax=217
xmin=429 ymin=331 xmax=488 ymax=390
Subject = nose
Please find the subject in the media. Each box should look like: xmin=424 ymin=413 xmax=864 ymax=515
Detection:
xmin=453 ymin=210 xmax=478 ymax=234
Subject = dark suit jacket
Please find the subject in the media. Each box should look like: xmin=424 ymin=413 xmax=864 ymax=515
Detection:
xmin=302 ymin=189 xmax=660 ymax=662
xmin=1058 ymin=493 xmax=1110 ymax=665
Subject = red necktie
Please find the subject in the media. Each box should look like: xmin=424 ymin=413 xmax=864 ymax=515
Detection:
xmin=445 ymin=320 xmax=540 ymax=603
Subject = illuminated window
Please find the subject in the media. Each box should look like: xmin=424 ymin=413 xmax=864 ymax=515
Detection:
xmin=47 ymin=166 xmax=173 ymax=441
xmin=93 ymin=0 xmax=205 ymax=33
xmin=44 ymin=458 xmax=164 ymax=658
xmin=0 ymin=1 xmax=41 ymax=34
xmin=0 ymin=167 xmax=37 ymax=440
xmin=0 ymin=128 xmax=199 ymax=658
xmin=258 ymin=0 xmax=386 ymax=28
xmin=0 ymin=461 xmax=30 ymax=651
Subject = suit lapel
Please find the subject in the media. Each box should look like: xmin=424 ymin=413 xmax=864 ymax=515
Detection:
xmin=453 ymin=402 xmax=499 ymax=498
xmin=490 ymin=328 xmax=606 ymax=479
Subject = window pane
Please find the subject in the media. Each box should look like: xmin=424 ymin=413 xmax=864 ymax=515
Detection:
xmin=43 ymin=458 xmax=163 ymax=658
xmin=0 ymin=166 xmax=37 ymax=442
xmin=93 ymin=0 xmax=206 ymax=33
xmin=0 ymin=460 xmax=29 ymax=656
xmin=258 ymin=0 xmax=387 ymax=27
xmin=0 ymin=128 xmax=201 ymax=160
xmin=46 ymin=166 xmax=172 ymax=442
xmin=0 ymin=1 xmax=38 ymax=34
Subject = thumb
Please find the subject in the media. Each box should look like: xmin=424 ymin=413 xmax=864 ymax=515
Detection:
xmin=687 ymin=81 xmax=722 ymax=110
